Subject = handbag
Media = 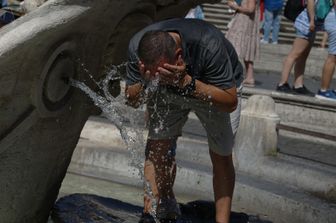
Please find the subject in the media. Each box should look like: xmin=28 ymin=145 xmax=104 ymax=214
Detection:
xmin=315 ymin=0 xmax=334 ymax=20
xmin=284 ymin=0 xmax=306 ymax=22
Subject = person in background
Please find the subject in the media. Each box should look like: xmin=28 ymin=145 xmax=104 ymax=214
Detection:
xmin=276 ymin=0 xmax=316 ymax=95
xmin=226 ymin=0 xmax=259 ymax=87
xmin=316 ymin=2 xmax=336 ymax=101
xmin=260 ymin=0 xmax=284 ymax=44
xmin=0 ymin=0 xmax=14 ymax=28
xmin=1 ymin=0 xmax=7 ymax=8
xmin=185 ymin=5 xmax=204 ymax=20
xmin=259 ymin=0 xmax=265 ymax=37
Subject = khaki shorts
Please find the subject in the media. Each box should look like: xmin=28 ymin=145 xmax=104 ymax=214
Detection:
xmin=147 ymin=86 xmax=242 ymax=156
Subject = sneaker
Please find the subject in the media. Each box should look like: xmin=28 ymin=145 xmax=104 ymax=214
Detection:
xmin=272 ymin=41 xmax=278 ymax=45
xmin=292 ymin=85 xmax=314 ymax=96
xmin=276 ymin=83 xmax=293 ymax=93
xmin=260 ymin=39 xmax=268 ymax=44
xmin=315 ymin=89 xmax=336 ymax=101
xmin=139 ymin=212 xmax=156 ymax=223
xmin=156 ymin=198 xmax=181 ymax=220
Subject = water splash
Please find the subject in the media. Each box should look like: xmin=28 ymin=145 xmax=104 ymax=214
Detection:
xmin=71 ymin=63 xmax=146 ymax=178
xmin=71 ymin=62 xmax=160 ymax=222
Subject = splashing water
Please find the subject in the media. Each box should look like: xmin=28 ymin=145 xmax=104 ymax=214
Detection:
xmin=71 ymin=62 xmax=160 ymax=222
xmin=71 ymin=63 xmax=145 ymax=175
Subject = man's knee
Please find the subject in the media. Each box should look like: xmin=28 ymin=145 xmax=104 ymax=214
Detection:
xmin=145 ymin=138 xmax=177 ymax=159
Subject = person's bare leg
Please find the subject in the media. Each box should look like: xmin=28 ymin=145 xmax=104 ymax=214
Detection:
xmin=143 ymin=139 xmax=177 ymax=214
xmin=279 ymin=38 xmax=311 ymax=85
xmin=293 ymin=40 xmax=314 ymax=87
xmin=210 ymin=150 xmax=235 ymax=223
xmin=320 ymin=54 xmax=336 ymax=90
xmin=244 ymin=61 xmax=255 ymax=85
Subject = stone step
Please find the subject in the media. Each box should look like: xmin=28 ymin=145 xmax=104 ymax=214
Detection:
xmin=77 ymin=115 xmax=336 ymax=191
xmin=68 ymin=133 xmax=336 ymax=223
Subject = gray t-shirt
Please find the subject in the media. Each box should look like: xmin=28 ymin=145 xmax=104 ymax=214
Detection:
xmin=126 ymin=18 xmax=243 ymax=90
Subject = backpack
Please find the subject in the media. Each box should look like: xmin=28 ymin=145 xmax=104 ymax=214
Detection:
xmin=284 ymin=0 xmax=306 ymax=22
xmin=315 ymin=0 xmax=334 ymax=20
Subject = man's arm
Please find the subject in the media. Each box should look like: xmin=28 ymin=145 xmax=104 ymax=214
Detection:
xmin=182 ymin=74 xmax=237 ymax=113
xmin=159 ymin=58 xmax=238 ymax=113
xmin=125 ymin=82 xmax=145 ymax=108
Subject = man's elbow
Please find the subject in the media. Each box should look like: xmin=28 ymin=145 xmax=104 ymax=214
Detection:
xmin=227 ymin=97 xmax=238 ymax=112
xmin=217 ymin=97 xmax=238 ymax=113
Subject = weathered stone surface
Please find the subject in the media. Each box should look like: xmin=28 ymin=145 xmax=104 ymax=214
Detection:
xmin=0 ymin=0 xmax=220 ymax=222
xmin=22 ymin=0 xmax=48 ymax=12
xmin=234 ymin=95 xmax=280 ymax=168
xmin=234 ymin=95 xmax=336 ymax=204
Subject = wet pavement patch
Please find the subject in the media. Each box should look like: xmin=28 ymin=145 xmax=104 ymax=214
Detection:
xmin=52 ymin=194 xmax=271 ymax=223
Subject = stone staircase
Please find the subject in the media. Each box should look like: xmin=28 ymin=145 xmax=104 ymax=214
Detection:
xmin=202 ymin=1 xmax=325 ymax=45
xmin=68 ymin=114 xmax=336 ymax=223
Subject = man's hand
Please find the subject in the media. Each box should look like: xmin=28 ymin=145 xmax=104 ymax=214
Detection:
xmin=139 ymin=61 xmax=158 ymax=82
xmin=157 ymin=55 xmax=187 ymax=88
xmin=125 ymin=82 xmax=145 ymax=108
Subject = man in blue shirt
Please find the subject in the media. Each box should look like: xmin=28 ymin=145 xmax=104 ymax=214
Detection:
xmin=261 ymin=0 xmax=284 ymax=44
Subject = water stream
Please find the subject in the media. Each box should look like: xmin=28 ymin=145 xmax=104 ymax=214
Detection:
xmin=71 ymin=62 xmax=160 ymax=221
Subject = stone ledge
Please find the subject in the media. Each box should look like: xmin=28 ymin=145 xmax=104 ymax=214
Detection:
xmin=68 ymin=140 xmax=336 ymax=223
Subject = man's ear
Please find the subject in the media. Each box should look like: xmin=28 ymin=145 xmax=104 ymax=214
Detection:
xmin=175 ymin=48 xmax=183 ymax=62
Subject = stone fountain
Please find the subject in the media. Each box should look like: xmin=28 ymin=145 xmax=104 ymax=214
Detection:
xmin=0 ymin=1 xmax=219 ymax=222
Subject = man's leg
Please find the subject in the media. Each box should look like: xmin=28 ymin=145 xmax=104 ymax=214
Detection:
xmin=210 ymin=151 xmax=235 ymax=223
xmin=143 ymin=138 xmax=179 ymax=218
xmin=193 ymin=85 xmax=241 ymax=223
xmin=320 ymin=54 xmax=336 ymax=90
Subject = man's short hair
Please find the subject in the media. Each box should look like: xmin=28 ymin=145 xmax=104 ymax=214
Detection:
xmin=138 ymin=30 xmax=177 ymax=67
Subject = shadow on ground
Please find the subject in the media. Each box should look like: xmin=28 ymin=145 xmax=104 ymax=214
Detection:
xmin=51 ymin=194 xmax=272 ymax=223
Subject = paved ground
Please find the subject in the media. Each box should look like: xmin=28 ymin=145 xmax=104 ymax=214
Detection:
xmin=52 ymin=173 xmax=273 ymax=223
xmin=253 ymin=70 xmax=336 ymax=94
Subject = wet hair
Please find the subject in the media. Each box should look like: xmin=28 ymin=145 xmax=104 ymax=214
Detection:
xmin=138 ymin=30 xmax=177 ymax=68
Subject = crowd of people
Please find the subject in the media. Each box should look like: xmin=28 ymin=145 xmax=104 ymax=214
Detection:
xmin=224 ymin=0 xmax=336 ymax=101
